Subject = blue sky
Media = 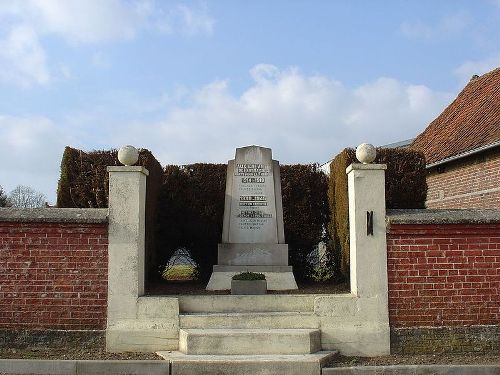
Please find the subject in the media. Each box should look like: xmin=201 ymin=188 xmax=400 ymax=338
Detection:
xmin=1 ymin=0 xmax=499 ymax=204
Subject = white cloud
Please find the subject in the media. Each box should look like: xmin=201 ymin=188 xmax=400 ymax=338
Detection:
xmin=0 ymin=1 xmax=216 ymax=86
xmin=454 ymin=54 xmax=500 ymax=85
xmin=0 ymin=65 xmax=454 ymax=204
xmin=21 ymin=0 xmax=140 ymax=44
xmin=0 ymin=0 xmax=215 ymax=43
xmin=0 ymin=65 xmax=452 ymax=206
xmin=153 ymin=3 xmax=215 ymax=36
xmin=0 ymin=115 xmax=71 ymax=203
xmin=0 ymin=24 xmax=49 ymax=87
xmin=401 ymin=11 xmax=470 ymax=39
xmin=115 ymin=65 xmax=453 ymax=165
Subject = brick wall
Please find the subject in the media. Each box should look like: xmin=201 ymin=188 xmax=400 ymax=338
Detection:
xmin=0 ymin=209 xmax=108 ymax=330
xmin=426 ymin=149 xmax=500 ymax=209
xmin=387 ymin=223 xmax=499 ymax=328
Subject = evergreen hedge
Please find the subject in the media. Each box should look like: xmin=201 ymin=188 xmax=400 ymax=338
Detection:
xmin=56 ymin=148 xmax=331 ymax=283
xmin=156 ymin=163 xmax=227 ymax=282
xmin=56 ymin=146 xmax=163 ymax=283
xmin=281 ymin=164 xmax=329 ymax=281
xmin=156 ymin=163 xmax=329 ymax=282
xmin=328 ymin=147 xmax=427 ymax=278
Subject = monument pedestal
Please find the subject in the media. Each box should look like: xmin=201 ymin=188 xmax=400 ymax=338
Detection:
xmin=217 ymin=243 xmax=289 ymax=265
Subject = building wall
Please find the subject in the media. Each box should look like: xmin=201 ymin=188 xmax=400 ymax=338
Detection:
xmin=0 ymin=209 xmax=108 ymax=330
xmin=426 ymin=148 xmax=500 ymax=209
xmin=1 ymin=207 xmax=499 ymax=355
xmin=386 ymin=216 xmax=500 ymax=353
xmin=387 ymin=223 xmax=499 ymax=327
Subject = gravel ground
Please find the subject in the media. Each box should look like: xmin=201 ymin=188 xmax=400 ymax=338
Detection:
xmin=1 ymin=347 xmax=498 ymax=366
xmin=329 ymin=353 xmax=500 ymax=367
xmin=0 ymin=347 xmax=160 ymax=360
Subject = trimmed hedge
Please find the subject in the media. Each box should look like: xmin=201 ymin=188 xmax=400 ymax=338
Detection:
xmin=57 ymin=148 xmax=332 ymax=283
xmin=156 ymin=163 xmax=330 ymax=282
xmin=56 ymin=146 xmax=163 ymax=282
xmin=281 ymin=164 xmax=329 ymax=281
xmin=156 ymin=163 xmax=227 ymax=282
xmin=328 ymin=147 xmax=427 ymax=277
xmin=57 ymin=147 xmax=116 ymax=208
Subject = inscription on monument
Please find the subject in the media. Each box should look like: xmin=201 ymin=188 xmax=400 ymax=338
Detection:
xmin=228 ymin=147 xmax=278 ymax=243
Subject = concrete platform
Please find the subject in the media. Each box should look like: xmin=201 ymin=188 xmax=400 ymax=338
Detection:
xmin=180 ymin=311 xmax=319 ymax=329
xmin=178 ymin=294 xmax=316 ymax=313
xmin=0 ymin=359 xmax=169 ymax=375
xmin=179 ymin=328 xmax=321 ymax=355
xmin=206 ymin=270 xmax=298 ymax=290
xmin=158 ymin=350 xmax=338 ymax=375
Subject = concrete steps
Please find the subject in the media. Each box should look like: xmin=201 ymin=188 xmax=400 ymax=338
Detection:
xmin=178 ymin=294 xmax=316 ymax=313
xmin=157 ymin=351 xmax=338 ymax=375
xmin=164 ymin=295 xmax=336 ymax=374
xmin=180 ymin=311 xmax=319 ymax=329
xmin=179 ymin=328 xmax=321 ymax=355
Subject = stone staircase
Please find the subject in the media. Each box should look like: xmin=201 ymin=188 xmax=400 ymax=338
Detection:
xmin=157 ymin=295 xmax=337 ymax=375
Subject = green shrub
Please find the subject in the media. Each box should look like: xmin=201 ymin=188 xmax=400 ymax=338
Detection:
xmin=232 ymin=272 xmax=266 ymax=281
xmin=156 ymin=163 xmax=227 ymax=282
xmin=56 ymin=146 xmax=163 ymax=284
xmin=57 ymin=149 xmax=334 ymax=285
xmin=156 ymin=163 xmax=330 ymax=282
xmin=281 ymin=164 xmax=330 ymax=281
xmin=328 ymin=147 xmax=427 ymax=278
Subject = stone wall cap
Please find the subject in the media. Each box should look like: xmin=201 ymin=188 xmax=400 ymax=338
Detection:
xmin=346 ymin=163 xmax=387 ymax=174
xmin=387 ymin=209 xmax=500 ymax=225
xmin=107 ymin=166 xmax=149 ymax=176
xmin=0 ymin=207 xmax=108 ymax=224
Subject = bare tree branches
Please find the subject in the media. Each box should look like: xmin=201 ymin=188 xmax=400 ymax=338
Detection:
xmin=8 ymin=185 xmax=46 ymax=208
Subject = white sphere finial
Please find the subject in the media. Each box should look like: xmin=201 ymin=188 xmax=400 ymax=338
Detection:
xmin=118 ymin=145 xmax=139 ymax=166
xmin=356 ymin=143 xmax=376 ymax=164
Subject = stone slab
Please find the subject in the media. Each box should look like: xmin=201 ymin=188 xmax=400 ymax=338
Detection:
xmin=231 ymin=279 xmax=267 ymax=294
xmin=213 ymin=265 xmax=293 ymax=272
xmin=178 ymin=295 xmax=316 ymax=313
xmin=0 ymin=207 xmax=108 ymax=223
xmin=386 ymin=208 xmax=500 ymax=225
xmin=76 ymin=360 xmax=169 ymax=374
xmin=179 ymin=311 xmax=319 ymax=329
xmin=179 ymin=328 xmax=320 ymax=355
xmin=107 ymin=165 xmax=149 ymax=175
xmin=0 ymin=359 xmax=76 ymax=374
xmin=0 ymin=359 xmax=169 ymax=375
xmin=217 ymin=243 xmax=288 ymax=265
xmin=158 ymin=350 xmax=337 ymax=375
xmin=206 ymin=271 xmax=297 ymax=290
xmin=106 ymin=317 xmax=179 ymax=353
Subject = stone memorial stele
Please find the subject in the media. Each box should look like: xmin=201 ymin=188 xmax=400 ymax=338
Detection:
xmin=206 ymin=145 xmax=298 ymax=290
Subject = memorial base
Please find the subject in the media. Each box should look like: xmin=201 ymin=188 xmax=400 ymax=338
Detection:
xmin=218 ymin=243 xmax=288 ymax=266
xmin=206 ymin=266 xmax=298 ymax=291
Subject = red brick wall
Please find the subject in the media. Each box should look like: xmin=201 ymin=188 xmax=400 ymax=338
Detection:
xmin=387 ymin=223 xmax=500 ymax=328
xmin=426 ymin=150 xmax=500 ymax=209
xmin=0 ymin=222 xmax=108 ymax=330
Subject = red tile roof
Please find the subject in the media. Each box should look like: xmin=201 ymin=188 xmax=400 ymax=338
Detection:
xmin=411 ymin=67 xmax=500 ymax=165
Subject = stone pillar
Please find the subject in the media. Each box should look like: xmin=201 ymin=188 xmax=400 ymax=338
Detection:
xmin=346 ymin=162 xmax=388 ymax=298
xmin=106 ymin=166 xmax=148 ymax=348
